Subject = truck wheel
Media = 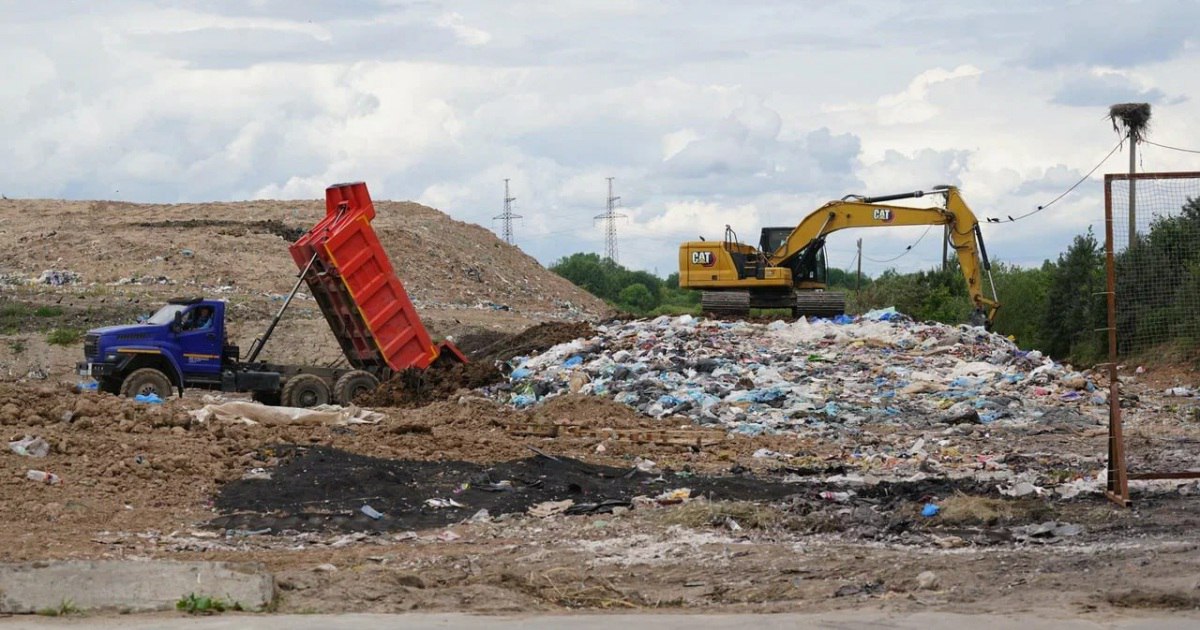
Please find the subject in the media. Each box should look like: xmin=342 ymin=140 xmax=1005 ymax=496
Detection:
xmin=281 ymin=374 xmax=330 ymax=408
xmin=334 ymin=370 xmax=380 ymax=405
xmin=119 ymin=368 xmax=173 ymax=399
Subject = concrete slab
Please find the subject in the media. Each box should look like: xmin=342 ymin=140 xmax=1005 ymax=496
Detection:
xmin=0 ymin=560 xmax=274 ymax=613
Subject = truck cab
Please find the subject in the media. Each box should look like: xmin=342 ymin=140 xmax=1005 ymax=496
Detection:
xmin=79 ymin=297 xmax=239 ymax=398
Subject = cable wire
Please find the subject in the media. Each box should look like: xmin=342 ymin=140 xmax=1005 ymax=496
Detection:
xmin=862 ymin=224 xmax=934 ymax=263
xmin=987 ymin=138 xmax=1124 ymax=224
xmin=1145 ymin=139 xmax=1200 ymax=155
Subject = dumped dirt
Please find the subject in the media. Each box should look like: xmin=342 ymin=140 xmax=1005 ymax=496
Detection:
xmin=363 ymin=362 xmax=504 ymax=408
xmin=464 ymin=321 xmax=594 ymax=364
xmin=362 ymin=320 xmax=595 ymax=407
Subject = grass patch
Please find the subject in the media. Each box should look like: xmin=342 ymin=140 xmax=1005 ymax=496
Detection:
xmin=36 ymin=599 xmax=79 ymax=617
xmin=176 ymin=593 xmax=242 ymax=615
xmin=662 ymin=500 xmax=782 ymax=530
xmin=0 ymin=303 xmax=31 ymax=333
xmin=7 ymin=339 xmax=26 ymax=355
xmin=936 ymin=493 xmax=1054 ymax=526
xmin=34 ymin=305 xmax=63 ymax=317
xmin=46 ymin=328 xmax=83 ymax=346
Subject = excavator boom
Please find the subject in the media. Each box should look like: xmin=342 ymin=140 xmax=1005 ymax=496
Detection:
xmin=678 ymin=186 xmax=1000 ymax=326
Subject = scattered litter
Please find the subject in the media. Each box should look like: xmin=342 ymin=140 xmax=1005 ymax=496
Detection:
xmin=189 ymin=401 xmax=383 ymax=426
xmin=635 ymin=458 xmax=659 ymax=473
xmin=25 ymin=470 xmax=61 ymax=485
xmin=1012 ymin=521 xmax=1084 ymax=543
xmin=425 ymin=498 xmax=466 ymax=509
xmin=133 ymin=393 xmax=164 ymax=404
xmin=434 ymin=530 xmax=461 ymax=542
xmin=921 ymin=503 xmax=940 ymax=517
xmin=528 ymin=499 xmax=575 ymax=518
xmin=361 ymin=505 xmax=384 ymax=520
xmin=916 ymin=571 xmax=940 ymax=590
xmin=1000 ymin=481 xmax=1045 ymax=497
xmin=38 ymin=269 xmax=80 ymax=286
xmin=469 ymin=509 xmax=491 ymax=523
xmin=655 ymin=488 xmax=692 ymax=504
xmin=241 ymin=468 xmax=272 ymax=481
xmin=8 ymin=436 xmax=49 ymax=458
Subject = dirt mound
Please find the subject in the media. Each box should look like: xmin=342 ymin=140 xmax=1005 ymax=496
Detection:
xmin=468 ymin=321 xmax=594 ymax=364
xmin=362 ymin=321 xmax=595 ymax=408
xmin=0 ymin=196 xmax=608 ymax=379
xmin=0 ymin=197 xmax=606 ymax=317
xmin=363 ymin=361 xmax=504 ymax=408
xmin=134 ymin=218 xmax=308 ymax=242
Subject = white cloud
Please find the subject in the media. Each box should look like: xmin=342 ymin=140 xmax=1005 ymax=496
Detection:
xmin=1 ymin=1 xmax=1199 ymax=280
xmin=435 ymin=12 xmax=492 ymax=47
xmin=876 ymin=65 xmax=983 ymax=125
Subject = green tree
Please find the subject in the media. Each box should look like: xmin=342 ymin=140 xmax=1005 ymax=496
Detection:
xmin=990 ymin=261 xmax=1053 ymax=349
xmin=618 ymin=283 xmax=656 ymax=312
xmin=1041 ymin=229 xmax=1105 ymax=362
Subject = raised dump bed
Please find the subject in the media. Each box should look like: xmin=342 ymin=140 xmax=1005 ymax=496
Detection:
xmin=289 ymin=182 xmax=465 ymax=371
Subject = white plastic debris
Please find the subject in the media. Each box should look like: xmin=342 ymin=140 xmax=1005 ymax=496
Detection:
xmin=9 ymin=436 xmax=49 ymax=458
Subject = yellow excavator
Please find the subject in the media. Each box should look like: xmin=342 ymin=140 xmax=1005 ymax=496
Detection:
xmin=677 ymin=186 xmax=1001 ymax=327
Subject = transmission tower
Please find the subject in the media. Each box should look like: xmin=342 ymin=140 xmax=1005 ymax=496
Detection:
xmin=493 ymin=178 xmax=521 ymax=245
xmin=594 ymin=177 xmax=625 ymax=263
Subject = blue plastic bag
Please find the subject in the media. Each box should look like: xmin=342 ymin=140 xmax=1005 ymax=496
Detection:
xmin=922 ymin=503 xmax=940 ymax=517
xmin=134 ymin=393 xmax=164 ymax=404
xmin=564 ymin=356 xmax=584 ymax=368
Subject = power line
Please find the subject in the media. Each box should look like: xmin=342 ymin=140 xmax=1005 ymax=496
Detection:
xmin=986 ymin=138 xmax=1124 ymax=224
xmin=492 ymin=178 xmax=521 ymax=245
xmin=1144 ymin=139 xmax=1200 ymax=155
xmin=862 ymin=224 xmax=934 ymax=264
xmin=594 ymin=177 xmax=626 ymax=263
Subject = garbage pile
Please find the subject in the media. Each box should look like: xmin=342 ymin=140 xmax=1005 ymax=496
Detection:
xmin=494 ymin=311 xmax=1105 ymax=435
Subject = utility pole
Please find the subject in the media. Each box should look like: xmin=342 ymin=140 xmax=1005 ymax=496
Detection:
xmin=493 ymin=179 xmax=521 ymax=245
xmin=1128 ymin=129 xmax=1137 ymax=243
xmin=594 ymin=177 xmax=625 ymax=264
xmin=856 ymin=238 xmax=862 ymax=291
xmin=1108 ymin=103 xmax=1150 ymax=244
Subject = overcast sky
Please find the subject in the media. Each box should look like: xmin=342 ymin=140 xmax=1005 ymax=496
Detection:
xmin=3 ymin=1 xmax=1199 ymax=276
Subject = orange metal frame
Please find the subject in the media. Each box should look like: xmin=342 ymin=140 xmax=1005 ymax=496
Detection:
xmin=1103 ymin=172 xmax=1200 ymax=506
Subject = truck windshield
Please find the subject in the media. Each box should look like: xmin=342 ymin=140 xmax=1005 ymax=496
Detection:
xmin=146 ymin=304 xmax=188 ymax=325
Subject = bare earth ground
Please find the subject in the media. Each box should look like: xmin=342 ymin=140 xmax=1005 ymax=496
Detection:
xmin=1 ymin=198 xmax=1200 ymax=619
xmin=0 ymin=369 xmax=1197 ymax=618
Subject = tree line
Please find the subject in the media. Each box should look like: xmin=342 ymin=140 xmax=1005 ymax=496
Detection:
xmin=551 ymin=196 xmax=1200 ymax=366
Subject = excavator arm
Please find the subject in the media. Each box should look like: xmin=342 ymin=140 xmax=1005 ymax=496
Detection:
xmin=769 ymin=186 xmax=999 ymax=326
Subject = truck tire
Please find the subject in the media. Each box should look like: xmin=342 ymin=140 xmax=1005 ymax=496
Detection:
xmin=333 ymin=370 xmax=380 ymax=405
xmin=281 ymin=374 xmax=330 ymax=408
xmin=119 ymin=368 xmax=173 ymax=399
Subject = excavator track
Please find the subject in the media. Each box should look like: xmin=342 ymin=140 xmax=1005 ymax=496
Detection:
xmin=793 ymin=292 xmax=846 ymax=319
xmin=701 ymin=291 xmax=751 ymax=317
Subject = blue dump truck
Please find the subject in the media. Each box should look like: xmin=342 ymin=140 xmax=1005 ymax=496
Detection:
xmin=76 ymin=182 xmax=464 ymax=407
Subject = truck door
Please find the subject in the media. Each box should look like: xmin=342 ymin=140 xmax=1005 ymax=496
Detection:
xmin=176 ymin=304 xmax=223 ymax=374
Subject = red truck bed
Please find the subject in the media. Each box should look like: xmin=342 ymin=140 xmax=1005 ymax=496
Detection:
xmin=288 ymin=182 xmax=465 ymax=372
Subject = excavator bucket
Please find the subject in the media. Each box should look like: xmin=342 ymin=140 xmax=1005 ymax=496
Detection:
xmin=289 ymin=182 xmax=464 ymax=371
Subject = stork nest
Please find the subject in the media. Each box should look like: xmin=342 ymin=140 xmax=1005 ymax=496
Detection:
xmin=1109 ymin=103 xmax=1152 ymax=142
